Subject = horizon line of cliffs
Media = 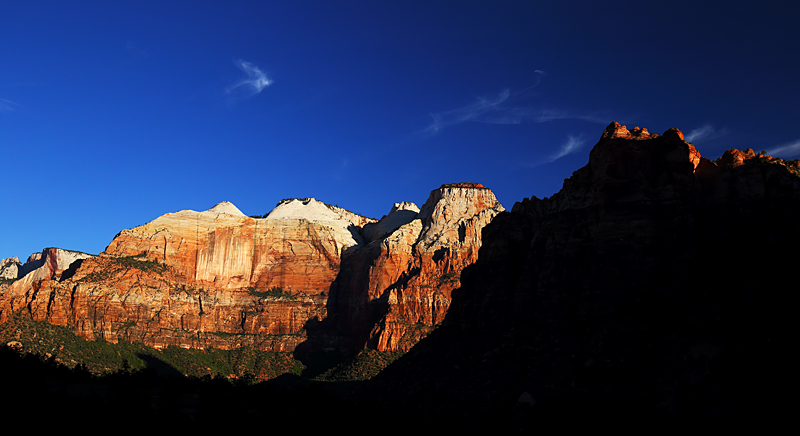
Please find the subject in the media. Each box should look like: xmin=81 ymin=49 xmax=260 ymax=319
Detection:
xmin=4 ymin=121 xmax=800 ymax=359
xmin=0 ymin=182 xmax=504 ymax=354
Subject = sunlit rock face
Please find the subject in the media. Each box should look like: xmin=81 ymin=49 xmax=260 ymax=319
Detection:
xmin=1 ymin=248 xmax=94 ymax=328
xmin=11 ymin=248 xmax=93 ymax=290
xmin=0 ymin=257 xmax=21 ymax=280
xmin=104 ymin=199 xmax=366 ymax=293
xmin=0 ymin=190 xmax=502 ymax=354
xmin=320 ymin=183 xmax=504 ymax=353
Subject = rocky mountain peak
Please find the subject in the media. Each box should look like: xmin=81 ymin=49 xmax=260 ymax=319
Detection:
xmin=601 ymin=121 xmax=660 ymax=140
xmin=417 ymin=183 xmax=504 ymax=247
xmin=266 ymin=197 xmax=374 ymax=228
xmin=389 ymin=201 xmax=419 ymax=214
xmin=267 ymin=197 xmax=339 ymax=221
xmin=11 ymin=248 xmax=93 ymax=291
xmin=205 ymin=201 xmax=245 ymax=217
xmin=717 ymin=148 xmax=757 ymax=168
xmin=362 ymin=202 xmax=421 ymax=243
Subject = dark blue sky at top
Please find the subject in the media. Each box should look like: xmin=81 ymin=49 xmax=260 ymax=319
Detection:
xmin=1 ymin=1 xmax=798 ymax=260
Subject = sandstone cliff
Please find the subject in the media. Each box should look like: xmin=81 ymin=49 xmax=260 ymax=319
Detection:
xmin=371 ymin=122 xmax=798 ymax=429
xmin=308 ymin=183 xmax=504 ymax=353
xmin=0 ymin=257 xmax=21 ymax=280
xmin=21 ymin=248 xmax=93 ymax=283
xmin=0 ymin=188 xmax=502 ymax=355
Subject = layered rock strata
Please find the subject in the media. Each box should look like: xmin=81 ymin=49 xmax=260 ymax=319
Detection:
xmin=0 ymin=188 xmax=502 ymax=353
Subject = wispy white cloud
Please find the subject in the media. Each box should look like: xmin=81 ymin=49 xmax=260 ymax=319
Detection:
xmin=685 ymin=124 xmax=728 ymax=143
xmin=0 ymin=98 xmax=17 ymax=113
xmin=423 ymin=70 xmax=608 ymax=134
xmin=423 ymin=86 xmax=606 ymax=136
xmin=767 ymin=139 xmax=800 ymax=158
xmin=548 ymin=134 xmax=586 ymax=162
xmin=530 ymin=109 xmax=608 ymax=124
xmin=227 ymin=60 xmax=273 ymax=96
xmin=531 ymin=70 xmax=546 ymax=87
xmin=424 ymin=88 xmax=514 ymax=134
xmin=519 ymin=133 xmax=589 ymax=168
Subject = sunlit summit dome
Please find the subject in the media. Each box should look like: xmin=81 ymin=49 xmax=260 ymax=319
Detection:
xmin=205 ymin=201 xmax=246 ymax=217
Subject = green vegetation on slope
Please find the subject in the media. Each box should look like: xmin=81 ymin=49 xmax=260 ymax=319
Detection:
xmin=246 ymin=286 xmax=297 ymax=300
xmin=78 ymin=254 xmax=169 ymax=282
xmin=0 ymin=313 xmax=405 ymax=384
xmin=314 ymin=349 xmax=404 ymax=382
xmin=0 ymin=313 xmax=304 ymax=382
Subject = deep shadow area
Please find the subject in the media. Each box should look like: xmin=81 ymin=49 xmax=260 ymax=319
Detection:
xmin=58 ymin=258 xmax=84 ymax=281
xmin=136 ymin=353 xmax=186 ymax=378
xmin=359 ymin=141 xmax=798 ymax=431
xmin=293 ymin=238 xmax=388 ymax=368
xmin=0 ymin=344 xmax=389 ymax=430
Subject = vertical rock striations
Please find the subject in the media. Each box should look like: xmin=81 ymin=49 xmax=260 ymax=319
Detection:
xmin=104 ymin=199 xmax=364 ymax=293
xmin=318 ymin=183 xmax=504 ymax=353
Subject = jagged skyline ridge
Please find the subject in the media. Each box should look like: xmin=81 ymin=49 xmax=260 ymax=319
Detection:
xmin=1 ymin=1 xmax=797 ymax=260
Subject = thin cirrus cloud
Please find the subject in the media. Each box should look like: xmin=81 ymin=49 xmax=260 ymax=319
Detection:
xmin=685 ymin=124 xmax=728 ymax=143
xmin=423 ymin=88 xmax=606 ymax=136
xmin=547 ymin=134 xmax=586 ymax=162
xmin=521 ymin=133 xmax=588 ymax=168
xmin=425 ymin=88 xmax=515 ymax=134
xmin=767 ymin=139 xmax=800 ymax=158
xmin=226 ymin=60 xmax=273 ymax=96
xmin=0 ymin=98 xmax=17 ymax=113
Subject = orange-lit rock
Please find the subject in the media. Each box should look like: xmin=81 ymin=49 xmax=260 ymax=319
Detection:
xmin=104 ymin=199 xmax=365 ymax=292
xmin=316 ymin=184 xmax=504 ymax=353
xmin=716 ymin=148 xmax=756 ymax=168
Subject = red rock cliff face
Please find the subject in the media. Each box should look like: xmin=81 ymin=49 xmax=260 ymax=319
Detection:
xmin=314 ymin=184 xmax=504 ymax=353
xmin=103 ymin=200 xmax=360 ymax=293
xmin=373 ymin=184 xmax=503 ymax=351
xmin=0 ymin=190 xmax=502 ymax=354
xmin=0 ymin=248 xmax=93 ymax=322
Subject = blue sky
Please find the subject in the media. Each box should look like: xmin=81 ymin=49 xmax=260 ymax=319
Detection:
xmin=2 ymin=1 xmax=798 ymax=260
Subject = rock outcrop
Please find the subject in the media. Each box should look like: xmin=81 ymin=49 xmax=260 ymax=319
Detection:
xmin=0 ymin=257 xmax=21 ymax=280
xmin=310 ymin=183 xmax=504 ymax=353
xmin=104 ymin=199 xmax=367 ymax=293
xmin=12 ymin=248 xmax=93 ymax=288
xmin=371 ymin=122 xmax=798 ymax=429
xmin=0 ymin=189 xmax=502 ymax=354
xmin=0 ymin=248 xmax=94 ymax=332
